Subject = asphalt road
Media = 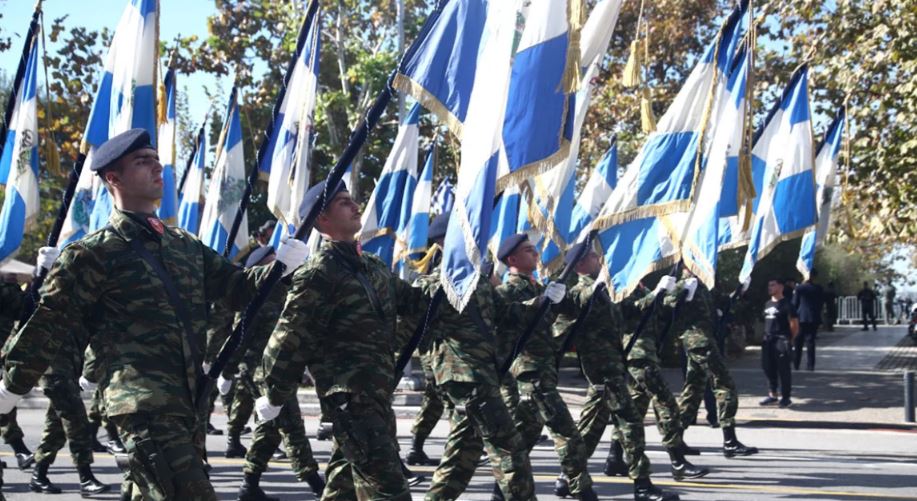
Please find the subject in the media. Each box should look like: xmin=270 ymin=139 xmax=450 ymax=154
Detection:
xmin=1 ymin=409 xmax=916 ymax=500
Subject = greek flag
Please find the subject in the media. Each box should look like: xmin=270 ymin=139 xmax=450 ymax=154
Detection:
xmin=431 ymin=178 xmax=455 ymax=216
xmin=60 ymin=0 xmax=159 ymax=244
xmin=264 ymin=2 xmax=321 ymax=233
xmin=796 ymin=106 xmax=845 ymax=279
xmin=739 ymin=64 xmax=816 ymax=285
xmin=571 ymin=139 xmax=618 ymax=240
xmin=396 ymin=0 xmax=520 ymax=310
xmin=395 ymin=144 xmax=435 ymax=279
xmin=0 ymin=37 xmax=40 ymax=263
xmin=157 ymin=68 xmax=178 ymax=224
xmin=594 ymin=0 xmax=748 ymax=227
xmin=596 ymin=216 xmax=678 ymax=302
xmin=199 ymin=87 xmax=248 ymax=258
xmin=177 ymin=127 xmax=206 ymax=234
xmin=360 ymin=104 xmax=422 ymax=266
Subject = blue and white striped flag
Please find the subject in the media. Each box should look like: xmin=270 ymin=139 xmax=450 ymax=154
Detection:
xmin=157 ymin=67 xmax=178 ymax=224
xmin=60 ymin=0 xmax=159 ymax=244
xmin=0 ymin=36 xmax=40 ymax=263
xmin=396 ymin=0 xmax=520 ymax=310
xmin=739 ymin=64 xmax=816 ymax=285
xmin=796 ymin=106 xmax=845 ymax=279
xmin=178 ymin=127 xmax=206 ymax=234
xmin=264 ymin=3 xmax=321 ymax=239
xmin=595 ymin=0 xmax=748 ymax=227
xmin=571 ymin=139 xmax=618 ymax=241
xmin=199 ymin=87 xmax=249 ymax=258
xmin=395 ymin=144 xmax=435 ymax=279
xmin=359 ymin=103 xmax=422 ymax=266
xmin=431 ymin=177 xmax=454 ymax=216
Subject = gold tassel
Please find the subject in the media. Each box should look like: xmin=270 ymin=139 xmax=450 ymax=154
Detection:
xmin=640 ymin=86 xmax=657 ymax=133
xmin=42 ymin=129 xmax=61 ymax=177
xmin=621 ymin=39 xmax=642 ymax=87
xmin=157 ymin=80 xmax=167 ymax=125
xmin=409 ymin=243 xmax=441 ymax=274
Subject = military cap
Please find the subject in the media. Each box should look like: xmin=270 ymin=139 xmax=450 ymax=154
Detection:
xmin=564 ymin=241 xmax=592 ymax=267
xmin=245 ymin=245 xmax=275 ymax=268
xmin=298 ymin=179 xmax=346 ymax=221
xmin=498 ymin=233 xmax=529 ymax=263
xmin=91 ymin=128 xmax=154 ymax=172
xmin=428 ymin=213 xmax=449 ymax=242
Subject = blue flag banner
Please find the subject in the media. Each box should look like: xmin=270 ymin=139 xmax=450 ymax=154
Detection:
xmin=395 ymin=144 xmax=435 ymax=279
xmin=431 ymin=177 xmax=455 ymax=216
xmin=157 ymin=67 xmax=178 ymax=224
xmin=178 ymin=128 xmax=206 ymax=234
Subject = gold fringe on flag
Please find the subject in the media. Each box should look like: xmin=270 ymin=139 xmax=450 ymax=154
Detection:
xmin=410 ymin=243 xmax=441 ymax=274
xmin=561 ymin=0 xmax=585 ymax=94
xmin=737 ymin=8 xmax=757 ymax=231
xmin=38 ymin=9 xmax=62 ymax=177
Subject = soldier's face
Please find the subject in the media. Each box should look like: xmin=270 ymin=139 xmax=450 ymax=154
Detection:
xmin=508 ymin=241 xmax=539 ymax=273
xmin=105 ymin=148 xmax=163 ymax=202
xmin=318 ymin=191 xmax=362 ymax=238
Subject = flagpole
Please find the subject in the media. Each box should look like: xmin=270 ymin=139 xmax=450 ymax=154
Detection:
xmin=0 ymin=2 xmax=41 ymax=162
xmin=199 ymin=0 xmax=450 ymax=404
xmin=177 ymin=117 xmax=208 ymax=197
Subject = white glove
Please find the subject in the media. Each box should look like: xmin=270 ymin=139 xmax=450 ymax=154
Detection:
xmin=276 ymin=238 xmax=309 ymax=277
xmin=0 ymin=381 xmax=24 ymax=415
xmin=741 ymin=276 xmax=752 ymax=294
xmin=217 ymin=375 xmax=233 ymax=396
xmin=255 ymin=396 xmax=282 ymax=422
xmin=544 ymin=282 xmax=566 ymax=304
xmin=684 ymin=278 xmax=699 ymax=302
xmin=201 ymin=362 xmax=211 ymax=375
xmin=78 ymin=376 xmax=98 ymax=392
xmin=36 ymin=246 xmax=61 ymax=272
xmin=655 ymin=275 xmax=677 ymax=294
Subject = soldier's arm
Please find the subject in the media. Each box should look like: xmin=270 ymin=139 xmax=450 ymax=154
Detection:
xmin=3 ymin=243 xmax=103 ymax=394
xmin=205 ymin=300 xmax=235 ymax=367
xmin=0 ymin=283 xmax=24 ymax=319
xmin=261 ymin=266 xmax=332 ymax=406
xmin=200 ymin=243 xmax=273 ymax=311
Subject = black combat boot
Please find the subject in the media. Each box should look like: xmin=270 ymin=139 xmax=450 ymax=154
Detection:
xmin=10 ymin=437 xmax=34 ymax=470
xmin=406 ymin=435 xmax=436 ymax=466
xmin=667 ymin=447 xmax=709 ymax=481
xmin=88 ymin=422 xmax=107 ymax=453
xmin=29 ymin=460 xmax=62 ymax=494
xmin=77 ymin=463 xmax=111 ymax=496
xmin=104 ymin=423 xmax=126 ymax=454
xmin=578 ymin=486 xmax=599 ymax=501
xmin=554 ymin=473 xmax=570 ymax=497
xmin=722 ymin=425 xmax=758 ymax=458
xmin=315 ymin=421 xmax=333 ymax=441
xmin=603 ymin=440 xmax=628 ymax=477
xmin=301 ymin=470 xmax=325 ymax=497
xmin=226 ymin=432 xmax=248 ymax=458
xmin=207 ymin=421 xmax=224 ymax=436
xmin=490 ymin=481 xmax=505 ymax=501
xmin=634 ymin=477 xmax=680 ymax=501
xmin=401 ymin=460 xmax=425 ymax=486
xmin=237 ymin=472 xmax=279 ymax=501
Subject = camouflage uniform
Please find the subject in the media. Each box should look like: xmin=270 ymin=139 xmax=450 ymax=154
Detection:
xmin=411 ymin=345 xmax=446 ymax=449
xmin=616 ymin=287 xmax=686 ymax=450
xmin=205 ymin=301 xmax=238 ymax=425
xmin=34 ymin=325 xmax=94 ymax=467
xmin=3 ymin=209 xmax=271 ymax=501
xmin=553 ymin=275 xmax=651 ymax=480
xmin=0 ymin=282 xmax=26 ymax=448
xmin=666 ymin=281 xmax=738 ymax=430
xmin=262 ymin=241 xmax=421 ymax=501
xmin=414 ymin=267 xmax=535 ymax=501
xmin=233 ymin=281 xmax=320 ymax=480
xmin=496 ymin=272 xmax=593 ymax=496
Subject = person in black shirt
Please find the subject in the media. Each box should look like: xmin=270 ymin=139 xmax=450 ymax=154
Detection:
xmin=857 ymin=282 xmax=878 ymax=331
xmin=760 ymin=278 xmax=798 ymax=408
xmin=792 ymin=269 xmax=824 ymax=371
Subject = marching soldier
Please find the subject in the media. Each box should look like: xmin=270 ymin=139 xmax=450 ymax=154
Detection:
xmin=668 ymin=273 xmax=758 ymax=458
xmin=258 ymin=180 xmax=423 ymax=501
xmin=414 ymin=215 xmax=536 ymax=501
xmin=553 ymin=243 xmax=681 ymax=501
xmin=607 ymin=277 xmax=708 ymax=482
xmin=231 ymin=245 xmax=324 ymax=500
xmin=0 ymin=128 xmax=309 ymax=501
xmin=0 ymin=278 xmax=35 ymax=471
xmin=494 ymin=233 xmax=598 ymax=501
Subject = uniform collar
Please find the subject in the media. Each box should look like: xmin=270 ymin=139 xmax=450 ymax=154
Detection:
xmin=110 ymin=209 xmax=166 ymax=242
xmin=507 ymin=272 xmax=537 ymax=288
xmin=325 ymin=240 xmax=363 ymax=270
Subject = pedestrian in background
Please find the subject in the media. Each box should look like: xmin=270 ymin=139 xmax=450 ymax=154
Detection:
xmin=857 ymin=282 xmax=878 ymax=331
xmin=760 ymin=278 xmax=798 ymax=408
xmin=792 ymin=269 xmax=823 ymax=371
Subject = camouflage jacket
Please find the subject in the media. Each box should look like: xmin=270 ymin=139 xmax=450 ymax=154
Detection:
xmin=0 ymin=281 xmax=24 ymax=350
xmin=262 ymin=240 xmax=422 ymax=406
xmin=620 ymin=286 xmax=662 ymax=363
xmin=662 ymin=279 xmax=716 ymax=349
xmin=41 ymin=324 xmax=92 ymax=383
xmin=495 ymin=272 xmax=558 ymax=376
xmin=413 ymin=266 xmax=512 ymax=387
xmin=553 ymin=275 xmax=626 ymax=383
xmin=226 ymin=281 xmax=289 ymax=380
xmin=2 ymin=209 xmax=270 ymax=417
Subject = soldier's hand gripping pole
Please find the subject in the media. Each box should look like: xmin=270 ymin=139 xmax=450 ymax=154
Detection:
xmin=499 ymin=230 xmax=596 ymax=377
xmin=623 ymin=260 xmax=683 ymax=358
xmin=196 ymin=0 xmax=448 ymax=411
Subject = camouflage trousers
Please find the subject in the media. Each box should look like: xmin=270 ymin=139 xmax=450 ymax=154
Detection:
xmin=0 ymin=407 xmax=24 ymax=445
xmin=512 ymin=368 xmax=593 ymax=496
xmin=618 ymin=358 xmax=684 ymax=449
xmin=577 ymin=370 xmax=650 ymax=480
xmin=678 ymin=342 xmax=738 ymax=429
xmin=426 ymin=381 xmax=535 ymax=501
xmin=35 ymin=377 xmax=94 ymax=466
xmin=322 ymin=393 xmax=411 ymax=501
xmin=244 ymin=391 xmax=319 ymax=479
xmin=228 ymin=377 xmax=256 ymax=436
xmin=111 ymin=413 xmax=215 ymax=501
xmin=411 ymin=353 xmax=446 ymax=442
